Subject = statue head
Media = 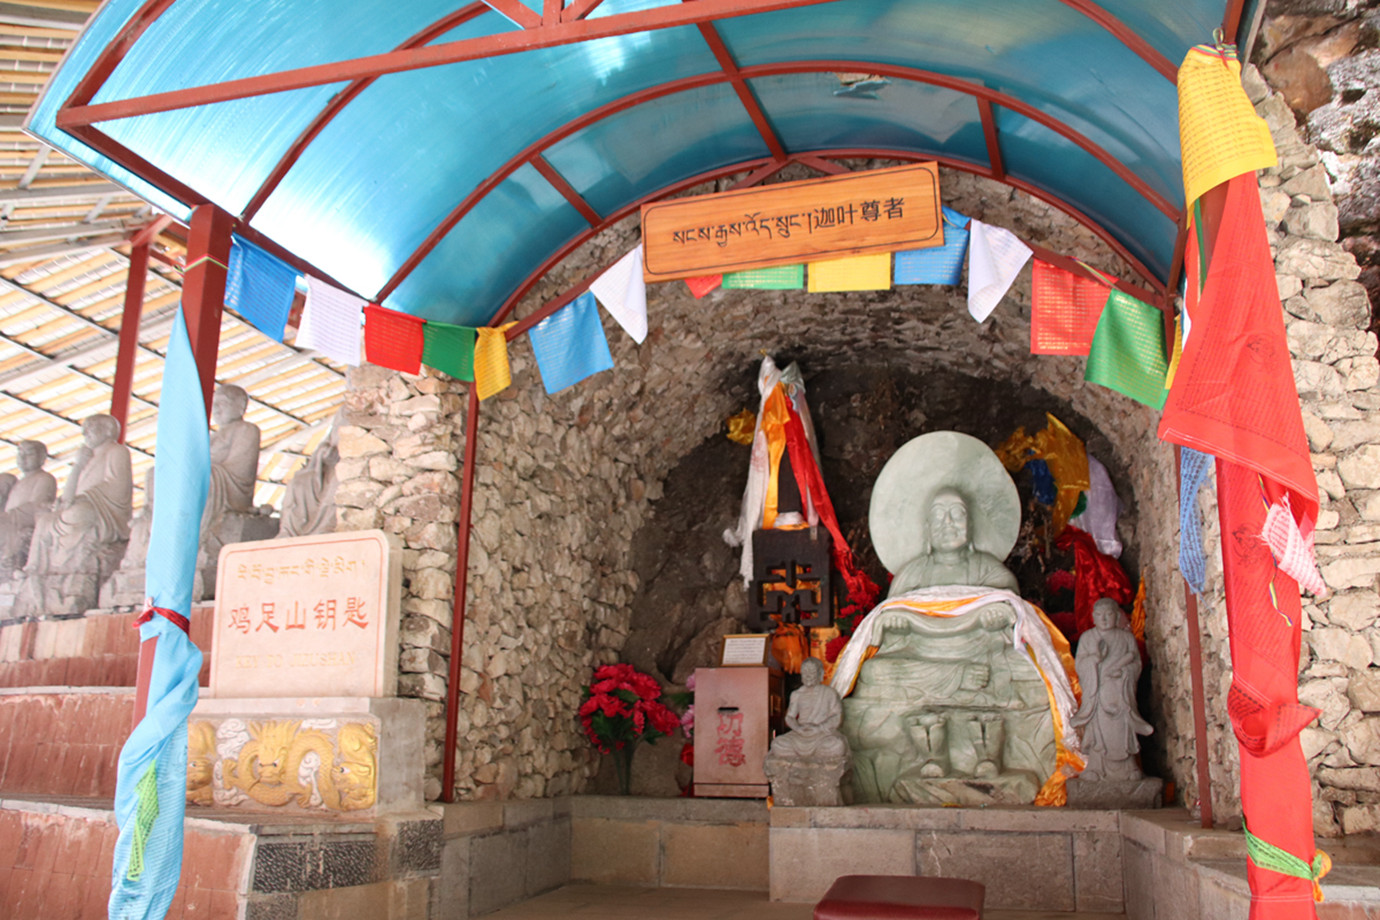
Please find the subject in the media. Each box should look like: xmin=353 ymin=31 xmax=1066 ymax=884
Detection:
xmin=926 ymin=488 xmax=971 ymax=554
xmin=1092 ymin=597 xmax=1123 ymax=630
xmin=800 ymin=656 xmax=825 ymax=687
xmin=81 ymin=414 xmax=120 ymax=447
xmin=16 ymin=440 xmax=47 ymax=473
xmin=869 ymin=432 xmax=1020 ymax=576
xmin=211 ymin=385 xmax=249 ymax=426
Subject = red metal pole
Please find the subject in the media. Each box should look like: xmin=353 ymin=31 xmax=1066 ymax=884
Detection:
xmin=442 ymin=383 xmax=481 ymax=801
xmin=132 ymin=203 xmax=231 ymax=728
xmin=110 ymin=240 xmax=149 ymax=443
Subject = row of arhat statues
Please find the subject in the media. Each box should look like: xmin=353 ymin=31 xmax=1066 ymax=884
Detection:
xmin=0 ymin=384 xmax=340 ymax=617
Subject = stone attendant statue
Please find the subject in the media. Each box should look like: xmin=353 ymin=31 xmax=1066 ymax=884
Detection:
xmin=199 ymin=384 xmax=277 ymax=595
xmin=830 ymin=431 xmax=1082 ymax=806
xmin=18 ymin=415 xmax=132 ymax=615
xmin=764 ymin=657 xmax=851 ymax=806
xmin=1070 ymin=598 xmax=1152 ymax=780
xmin=100 ymin=467 xmax=158 ymax=608
xmin=206 ymin=384 xmax=260 ymax=521
xmin=0 ymin=440 xmax=57 ymax=579
xmin=280 ymin=425 xmax=339 ymax=537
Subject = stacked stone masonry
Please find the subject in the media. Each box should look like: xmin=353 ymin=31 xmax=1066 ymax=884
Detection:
xmin=331 ymin=64 xmax=1377 ymax=833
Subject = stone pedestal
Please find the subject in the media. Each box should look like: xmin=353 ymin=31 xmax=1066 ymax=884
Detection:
xmin=187 ymin=696 xmax=425 ymax=817
xmin=1065 ymin=775 xmax=1163 ymax=809
xmin=765 ymin=758 xmax=850 ymax=807
xmin=13 ymin=538 xmax=127 ymax=617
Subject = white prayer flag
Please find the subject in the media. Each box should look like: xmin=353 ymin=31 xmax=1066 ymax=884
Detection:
xmin=299 ymin=275 xmax=366 ymax=366
xmin=967 ymin=220 xmax=1033 ymax=322
xmin=588 ymin=244 xmax=647 ymax=344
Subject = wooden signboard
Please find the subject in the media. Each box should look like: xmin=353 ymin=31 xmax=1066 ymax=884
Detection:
xmin=641 ymin=162 xmax=941 ymax=282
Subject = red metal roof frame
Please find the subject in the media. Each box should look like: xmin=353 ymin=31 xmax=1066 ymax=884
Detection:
xmin=49 ymin=0 xmax=1222 ymax=320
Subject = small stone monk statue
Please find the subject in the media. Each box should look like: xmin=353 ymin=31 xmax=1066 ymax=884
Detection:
xmin=1070 ymin=597 xmax=1152 ymax=780
xmin=0 ymin=440 xmax=57 ymax=579
xmin=763 ymin=657 xmax=851 ymax=805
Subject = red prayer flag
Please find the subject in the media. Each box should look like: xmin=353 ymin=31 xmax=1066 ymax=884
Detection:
xmin=1216 ymin=458 xmax=1321 ymax=919
xmin=1030 ymin=259 xmax=1113 ymax=355
xmin=363 ymin=305 xmax=425 ymax=375
xmin=685 ymin=274 xmax=722 ymax=299
xmin=1158 ymin=174 xmax=1318 ymax=528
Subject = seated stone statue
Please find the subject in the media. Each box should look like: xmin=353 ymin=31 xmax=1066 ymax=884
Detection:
xmin=198 ymin=384 xmax=277 ymax=596
xmin=18 ymin=416 xmax=132 ymax=616
xmin=280 ymin=425 xmax=339 ymax=538
xmin=1071 ymin=598 xmax=1152 ymax=780
xmin=0 ymin=440 xmax=57 ymax=579
xmin=100 ymin=467 xmax=159 ymax=608
xmin=763 ymin=657 xmax=851 ymax=806
xmin=830 ymin=431 xmax=1082 ymax=806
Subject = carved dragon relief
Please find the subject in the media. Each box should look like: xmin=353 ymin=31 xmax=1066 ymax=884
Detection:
xmin=193 ymin=718 xmax=378 ymax=812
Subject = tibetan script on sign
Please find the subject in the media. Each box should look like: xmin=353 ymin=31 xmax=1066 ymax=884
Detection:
xmin=641 ymin=163 xmax=942 ymax=282
xmin=209 ymin=529 xmax=402 ymax=698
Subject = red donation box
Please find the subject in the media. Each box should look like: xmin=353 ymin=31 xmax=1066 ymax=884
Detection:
xmin=692 ymin=666 xmax=784 ymax=798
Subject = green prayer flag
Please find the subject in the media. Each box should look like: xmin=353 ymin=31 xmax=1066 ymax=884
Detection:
xmin=722 ymin=264 xmax=804 ymax=290
xmin=422 ymin=321 xmax=476 ymax=382
xmin=1085 ymin=289 xmax=1169 ymax=409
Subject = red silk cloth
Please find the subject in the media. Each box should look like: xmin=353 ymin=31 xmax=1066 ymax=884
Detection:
xmin=1217 ymin=458 xmax=1320 ymax=919
xmin=1054 ymin=526 xmax=1131 ymax=638
xmin=363 ymin=304 xmax=425 ymax=375
xmin=781 ymin=400 xmax=878 ymax=608
xmin=1158 ymin=174 xmax=1318 ymax=529
xmin=135 ymin=604 xmax=190 ymax=636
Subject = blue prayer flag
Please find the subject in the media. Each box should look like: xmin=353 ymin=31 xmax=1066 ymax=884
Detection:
xmin=529 ymin=292 xmax=614 ymax=394
xmin=226 ymin=236 xmax=299 ymax=342
xmin=894 ymin=207 xmax=970 ymax=285
xmin=109 ymin=307 xmax=209 ymax=920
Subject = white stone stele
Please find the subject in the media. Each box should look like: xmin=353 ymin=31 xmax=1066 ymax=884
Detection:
xmin=190 ymin=695 xmax=426 ymax=815
xmin=208 ymin=529 xmax=402 ymax=698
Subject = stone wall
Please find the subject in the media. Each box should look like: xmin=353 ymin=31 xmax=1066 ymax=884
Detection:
xmin=334 ymin=65 xmax=1378 ymax=829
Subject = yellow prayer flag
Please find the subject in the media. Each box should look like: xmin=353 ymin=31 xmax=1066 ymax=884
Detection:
xmin=1178 ymin=44 xmax=1277 ymax=209
xmin=474 ymin=322 xmax=517 ymax=400
xmin=807 ymin=253 xmax=892 ymax=292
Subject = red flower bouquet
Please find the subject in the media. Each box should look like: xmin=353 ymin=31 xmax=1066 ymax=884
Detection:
xmin=579 ymin=663 xmax=682 ymax=793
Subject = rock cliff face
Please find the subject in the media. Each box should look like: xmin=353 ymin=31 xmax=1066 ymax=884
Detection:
xmin=334 ymin=55 xmax=1379 ymax=833
xmin=1256 ymin=0 xmax=1380 ymax=349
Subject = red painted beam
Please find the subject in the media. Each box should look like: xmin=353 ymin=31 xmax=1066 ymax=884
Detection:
xmin=483 ymin=0 xmax=541 ymax=29
xmin=1222 ymin=0 xmax=1248 ymax=44
xmin=1057 ymin=0 xmax=1176 ymax=82
xmin=442 ymin=383 xmax=481 ymax=802
xmin=696 ymin=22 xmax=786 ymax=160
xmin=978 ymin=98 xmax=1005 ymax=181
xmin=793 ymin=153 xmax=846 ymax=175
xmin=62 ymin=0 xmax=179 ymax=109
xmin=531 ymin=154 xmax=602 ymax=226
xmin=561 ymin=0 xmax=604 ymax=21
xmin=242 ymin=4 xmax=488 ymax=221
xmin=110 ymin=239 xmax=149 ymax=443
xmin=182 ymin=203 xmax=233 ymax=412
xmin=57 ymin=0 xmax=841 ymax=127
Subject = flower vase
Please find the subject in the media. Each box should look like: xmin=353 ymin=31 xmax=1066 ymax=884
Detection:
xmin=612 ymin=744 xmax=636 ymax=795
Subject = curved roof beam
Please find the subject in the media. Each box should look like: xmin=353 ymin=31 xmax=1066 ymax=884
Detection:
xmin=57 ymin=0 xmax=1176 ymax=129
xmin=240 ymin=4 xmax=490 ymax=221
xmin=376 ymin=59 xmax=1181 ymax=301
xmin=488 ymin=149 xmax=1167 ymax=341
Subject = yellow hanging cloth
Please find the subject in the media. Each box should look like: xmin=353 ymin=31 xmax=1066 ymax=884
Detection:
xmin=474 ymin=322 xmax=518 ymax=400
xmin=1177 ymin=43 xmax=1277 ymax=210
xmin=759 ymin=384 xmax=792 ymax=529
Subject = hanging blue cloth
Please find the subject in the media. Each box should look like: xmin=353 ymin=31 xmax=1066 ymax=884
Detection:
xmin=894 ymin=206 xmax=970 ymax=285
xmin=1179 ymin=447 xmax=1213 ymax=597
xmin=109 ymin=307 xmax=209 ymax=920
xmin=529 ymin=291 xmax=614 ymax=394
xmin=1028 ymin=459 xmax=1057 ymax=506
xmin=225 ymin=236 xmax=299 ymax=342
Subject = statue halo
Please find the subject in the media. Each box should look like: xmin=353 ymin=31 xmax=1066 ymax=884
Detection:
xmin=868 ymin=431 xmax=1021 ymax=574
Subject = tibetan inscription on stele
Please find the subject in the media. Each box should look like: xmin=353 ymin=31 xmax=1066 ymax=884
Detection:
xmin=641 ymin=162 xmax=941 ymax=282
xmin=209 ymin=529 xmax=402 ymax=698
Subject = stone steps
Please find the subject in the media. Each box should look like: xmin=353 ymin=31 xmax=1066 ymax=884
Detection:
xmin=0 ymin=688 xmax=133 ymax=799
